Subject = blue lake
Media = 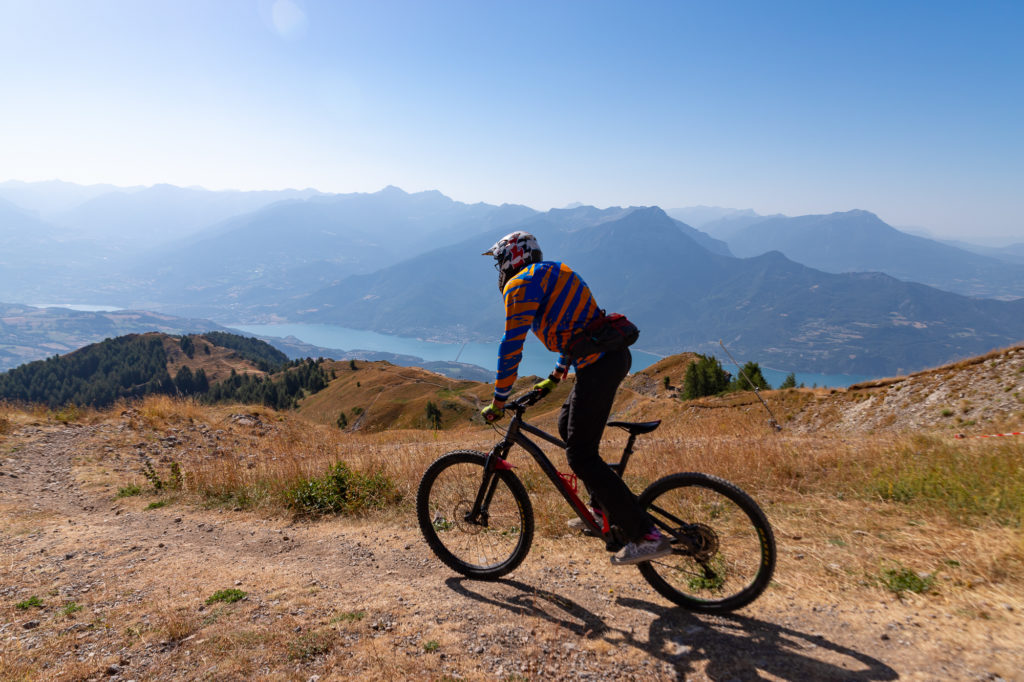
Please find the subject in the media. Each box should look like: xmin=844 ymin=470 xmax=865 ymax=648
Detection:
xmin=231 ymin=322 xmax=874 ymax=388
xmin=32 ymin=303 xmax=125 ymax=312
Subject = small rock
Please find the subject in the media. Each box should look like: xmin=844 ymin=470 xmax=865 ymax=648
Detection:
xmin=23 ymin=620 xmax=40 ymax=629
xmin=106 ymin=664 xmax=121 ymax=676
xmin=880 ymin=633 xmax=890 ymax=640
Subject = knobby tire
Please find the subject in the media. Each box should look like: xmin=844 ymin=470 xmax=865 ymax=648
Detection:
xmin=416 ymin=450 xmax=534 ymax=580
xmin=637 ymin=472 xmax=776 ymax=612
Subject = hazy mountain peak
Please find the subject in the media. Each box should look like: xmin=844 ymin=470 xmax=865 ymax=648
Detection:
xmin=831 ymin=208 xmax=882 ymax=221
xmin=666 ymin=205 xmax=762 ymax=228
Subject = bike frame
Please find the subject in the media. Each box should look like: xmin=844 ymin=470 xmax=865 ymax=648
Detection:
xmin=471 ymin=396 xmax=641 ymax=541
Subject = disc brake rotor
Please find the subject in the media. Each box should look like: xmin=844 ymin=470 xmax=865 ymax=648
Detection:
xmin=674 ymin=522 xmax=719 ymax=562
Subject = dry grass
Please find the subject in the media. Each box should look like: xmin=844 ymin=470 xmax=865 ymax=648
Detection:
xmin=88 ymin=391 xmax=1023 ymax=607
xmin=3 ymin=388 xmax=1024 ymax=679
xmin=46 ymin=391 xmax=1024 ymax=538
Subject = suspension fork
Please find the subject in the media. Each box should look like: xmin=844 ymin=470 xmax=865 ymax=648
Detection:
xmin=467 ymin=432 xmax=517 ymax=525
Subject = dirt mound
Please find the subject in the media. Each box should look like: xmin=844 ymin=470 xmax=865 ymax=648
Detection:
xmin=623 ymin=352 xmax=701 ymax=398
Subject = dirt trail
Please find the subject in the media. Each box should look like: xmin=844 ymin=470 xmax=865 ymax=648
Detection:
xmin=1 ymin=423 xmax=1021 ymax=681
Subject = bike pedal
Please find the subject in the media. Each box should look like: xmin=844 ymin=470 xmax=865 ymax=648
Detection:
xmin=604 ymin=541 xmax=624 ymax=553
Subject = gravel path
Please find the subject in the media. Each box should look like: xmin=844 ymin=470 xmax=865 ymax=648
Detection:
xmin=1 ymin=422 xmax=1021 ymax=680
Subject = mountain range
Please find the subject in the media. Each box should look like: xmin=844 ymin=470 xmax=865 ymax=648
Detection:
xmin=721 ymin=210 xmax=1024 ymax=300
xmin=2 ymin=180 xmax=1024 ymax=377
xmin=287 ymin=205 xmax=1024 ymax=375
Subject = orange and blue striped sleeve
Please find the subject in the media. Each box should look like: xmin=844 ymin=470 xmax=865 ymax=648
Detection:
xmin=493 ymin=268 xmax=543 ymax=404
xmin=492 ymin=262 xmax=604 ymax=404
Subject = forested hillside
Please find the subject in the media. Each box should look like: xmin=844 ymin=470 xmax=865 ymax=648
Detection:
xmin=0 ymin=332 xmax=327 ymax=409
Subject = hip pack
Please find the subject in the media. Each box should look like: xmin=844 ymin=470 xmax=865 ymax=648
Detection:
xmin=566 ymin=311 xmax=639 ymax=359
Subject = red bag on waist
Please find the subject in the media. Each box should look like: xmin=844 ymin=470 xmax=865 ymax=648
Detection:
xmin=565 ymin=311 xmax=639 ymax=359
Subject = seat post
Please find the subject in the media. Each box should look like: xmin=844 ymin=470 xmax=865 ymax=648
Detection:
xmin=617 ymin=433 xmax=638 ymax=474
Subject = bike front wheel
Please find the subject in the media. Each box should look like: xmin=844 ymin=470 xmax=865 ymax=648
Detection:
xmin=416 ymin=450 xmax=534 ymax=579
xmin=638 ymin=472 xmax=776 ymax=612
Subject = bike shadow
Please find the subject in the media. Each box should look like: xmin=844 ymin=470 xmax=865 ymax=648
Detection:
xmin=445 ymin=577 xmax=898 ymax=681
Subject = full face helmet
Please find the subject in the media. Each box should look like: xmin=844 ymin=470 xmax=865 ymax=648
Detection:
xmin=482 ymin=231 xmax=543 ymax=292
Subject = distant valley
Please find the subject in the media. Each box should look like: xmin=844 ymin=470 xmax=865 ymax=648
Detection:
xmin=2 ymin=181 xmax=1024 ymax=378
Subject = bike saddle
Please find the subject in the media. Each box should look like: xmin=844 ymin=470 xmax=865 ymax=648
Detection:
xmin=606 ymin=420 xmax=661 ymax=435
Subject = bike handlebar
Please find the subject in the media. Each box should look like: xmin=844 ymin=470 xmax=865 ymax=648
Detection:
xmin=507 ymin=389 xmax=546 ymax=411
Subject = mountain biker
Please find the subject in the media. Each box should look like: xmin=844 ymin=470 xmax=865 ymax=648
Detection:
xmin=481 ymin=231 xmax=672 ymax=565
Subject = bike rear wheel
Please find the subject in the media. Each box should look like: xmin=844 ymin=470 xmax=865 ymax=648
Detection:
xmin=416 ymin=450 xmax=534 ymax=579
xmin=638 ymin=472 xmax=775 ymax=612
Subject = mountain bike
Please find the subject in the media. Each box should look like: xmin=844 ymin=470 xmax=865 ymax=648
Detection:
xmin=416 ymin=389 xmax=777 ymax=613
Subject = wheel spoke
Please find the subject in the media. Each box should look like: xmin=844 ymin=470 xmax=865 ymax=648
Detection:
xmin=417 ymin=451 xmax=533 ymax=578
xmin=638 ymin=473 xmax=775 ymax=612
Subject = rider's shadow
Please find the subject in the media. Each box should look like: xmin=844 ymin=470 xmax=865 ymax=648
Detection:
xmin=445 ymin=577 xmax=897 ymax=682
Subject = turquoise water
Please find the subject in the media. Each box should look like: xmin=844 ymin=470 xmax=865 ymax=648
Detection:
xmin=231 ymin=322 xmax=873 ymax=388
xmin=32 ymin=303 xmax=124 ymax=312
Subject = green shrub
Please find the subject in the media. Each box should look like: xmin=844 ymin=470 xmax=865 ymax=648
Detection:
xmin=116 ymin=484 xmax=142 ymax=498
xmin=16 ymin=596 xmax=43 ymax=610
xmin=879 ymin=564 xmax=934 ymax=595
xmin=285 ymin=462 xmax=400 ymax=516
xmin=206 ymin=588 xmax=247 ymax=605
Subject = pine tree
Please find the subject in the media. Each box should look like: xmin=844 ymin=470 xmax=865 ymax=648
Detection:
xmin=425 ymin=401 xmax=442 ymax=430
xmin=727 ymin=361 xmax=770 ymax=393
xmin=681 ymin=355 xmax=730 ymax=400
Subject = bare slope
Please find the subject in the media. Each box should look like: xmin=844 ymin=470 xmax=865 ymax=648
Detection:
xmin=161 ymin=334 xmax=267 ymax=384
xmin=297 ymin=360 xmax=576 ymax=432
xmin=786 ymin=343 xmax=1024 ymax=434
xmin=291 ymin=343 xmax=1024 ymax=438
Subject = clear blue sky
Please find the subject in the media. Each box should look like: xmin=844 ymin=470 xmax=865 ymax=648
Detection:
xmin=1 ymin=0 xmax=1021 ymax=241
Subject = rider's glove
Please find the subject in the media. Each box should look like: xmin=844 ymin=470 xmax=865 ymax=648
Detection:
xmin=533 ymin=374 xmax=560 ymax=397
xmin=481 ymin=402 xmax=505 ymax=423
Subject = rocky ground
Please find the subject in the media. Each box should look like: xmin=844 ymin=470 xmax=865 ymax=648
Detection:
xmin=1 ymin=415 xmax=1023 ymax=680
xmin=789 ymin=344 xmax=1024 ymax=435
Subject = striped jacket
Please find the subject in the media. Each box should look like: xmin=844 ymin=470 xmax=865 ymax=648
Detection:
xmin=493 ymin=261 xmax=603 ymax=405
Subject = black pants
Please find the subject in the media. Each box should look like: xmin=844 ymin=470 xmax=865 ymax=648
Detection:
xmin=557 ymin=348 xmax=650 ymax=541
